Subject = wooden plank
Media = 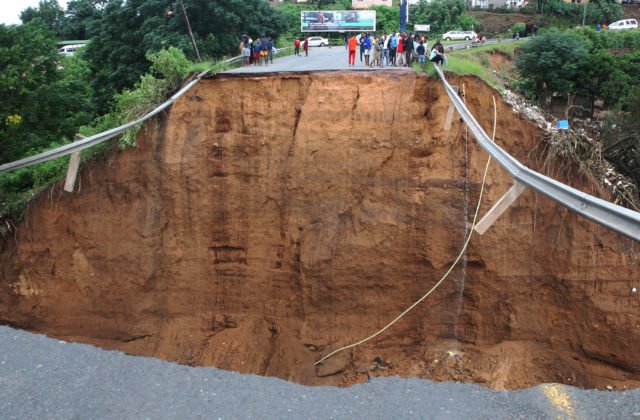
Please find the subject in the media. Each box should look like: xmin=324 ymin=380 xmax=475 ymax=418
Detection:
xmin=444 ymin=102 xmax=456 ymax=131
xmin=474 ymin=181 xmax=526 ymax=235
xmin=444 ymin=86 xmax=459 ymax=131
xmin=64 ymin=134 xmax=85 ymax=192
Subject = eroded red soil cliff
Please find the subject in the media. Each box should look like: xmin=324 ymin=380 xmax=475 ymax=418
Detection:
xmin=1 ymin=72 xmax=639 ymax=389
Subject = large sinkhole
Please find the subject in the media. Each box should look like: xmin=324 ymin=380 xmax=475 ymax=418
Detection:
xmin=2 ymin=73 xmax=640 ymax=390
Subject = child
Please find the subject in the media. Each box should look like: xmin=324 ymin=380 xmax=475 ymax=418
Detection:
xmin=416 ymin=41 xmax=426 ymax=67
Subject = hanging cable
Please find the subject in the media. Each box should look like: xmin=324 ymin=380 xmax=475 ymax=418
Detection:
xmin=314 ymin=96 xmax=498 ymax=367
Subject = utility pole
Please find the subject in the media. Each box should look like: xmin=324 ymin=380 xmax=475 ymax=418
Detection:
xmin=400 ymin=0 xmax=407 ymax=33
xmin=178 ymin=0 xmax=202 ymax=62
xmin=582 ymin=0 xmax=588 ymax=27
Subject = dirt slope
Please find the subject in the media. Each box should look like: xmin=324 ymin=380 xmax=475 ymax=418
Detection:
xmin=1 ymin=72 xmax=639 ymax=390
xmin=471 ymin=11 xmax=543 ymax=36
xmin=623 ymin=4 xmax=640 ymax=20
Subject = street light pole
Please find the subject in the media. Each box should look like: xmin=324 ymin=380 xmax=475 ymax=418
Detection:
xmin=178 ymin=0 xmax=202 ymax=62
xmin=400 ymin=0 xmax=407 ymax=33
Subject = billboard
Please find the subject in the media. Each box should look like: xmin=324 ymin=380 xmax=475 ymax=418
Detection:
xmin=301 ymin=10 xmax=376 ymax=32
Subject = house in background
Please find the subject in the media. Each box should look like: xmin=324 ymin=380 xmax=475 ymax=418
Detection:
xmin=467 ymin=0 xmax=529 ymax=8
xmin=352 ymin=0 xmax=422 ymax=8
xmin=352 ymin=0 xmax=393 ymax=8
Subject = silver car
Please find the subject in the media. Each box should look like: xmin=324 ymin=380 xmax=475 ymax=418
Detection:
xmin=442 ymin=30 xmax=478 ymax=41
xmin=307 ymin=36 xmax=329 ymax=47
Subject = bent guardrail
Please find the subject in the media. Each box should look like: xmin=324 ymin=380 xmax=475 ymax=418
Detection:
xmin=432 ymin=64 xmax=640 ymax=242
xmin=2 ymin=45 xmax=638 ymax=242
xmin=0 ymin=47 xmax=293 ymax=174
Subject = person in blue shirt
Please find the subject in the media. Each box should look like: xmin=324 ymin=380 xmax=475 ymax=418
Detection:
xmin=267 ymin=38 xmax=274 ymax=64
xmin=363 ymin=34 xmax=372 ymax=66
xmin=390 ymin=33 xmax=398 ymax=66
xmin=416 ymin=41 xmax=426 ymax=67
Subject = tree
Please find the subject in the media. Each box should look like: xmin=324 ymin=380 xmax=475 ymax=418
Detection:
xmin=0 ymin=21 xmax=95 ymax=214
xmin=517 ymin=31 xmax=591 ymax=112
xmin=0 ymin=21 xmax=94 ymax=161
xmin=20 ymin=0 xmax=66 ymax=36
xmin=370 ymin=5 xmax=399 ymax=34
xmin=586 ymin=0 xmax=623 ymax=26
xmin=574 ymin=50 xmax=629 ymax=114
xmin=84 ymin=0 xmax=288 ymax=112
xmin=602 ymin=86 xmax=640 ymax=188
xmin=409 ymin=0 xmax=479 ymax=35
xmin=61 ymin=0 xmax=108 ymax=40
xmin=0 ymin=21 xmax=60 ymax=162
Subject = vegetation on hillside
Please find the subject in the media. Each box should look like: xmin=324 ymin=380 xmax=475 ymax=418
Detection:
xmin=516 ymin=28 xmax=640 ymax=115
xmin=421 ymin=27 xmax=640 ymax=205
xmin=411 ymin=0 xmax=480 ymax=34
xmin=423 ymin=43 xmax=519 ymax=89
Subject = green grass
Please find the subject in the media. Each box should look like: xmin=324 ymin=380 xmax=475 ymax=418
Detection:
xmin=422 ymin=43 xmax=520 ymax=90
xmin=444 ymin=56 xmax=491 ymax=78
xmin=188 ymin=61 xmax=213 ymax=73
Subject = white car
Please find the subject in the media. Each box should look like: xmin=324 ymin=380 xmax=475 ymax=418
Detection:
xmin=608 ymin=19 xmax=638 ymax=30
xmin=58 ymin=44 xmax=86 ymax=56
xmin=307 ymin=36 xmax=329 ymax=47
xmin=442 ymin=30 xmax=478 ymax=41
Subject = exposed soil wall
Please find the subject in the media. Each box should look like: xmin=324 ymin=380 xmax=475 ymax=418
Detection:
xmin=1 ymin=72 xmax=639 ymax=390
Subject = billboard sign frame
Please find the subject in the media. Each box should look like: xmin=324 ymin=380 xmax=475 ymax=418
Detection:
xmin=301 ymin=10 xmax=376 ymax=33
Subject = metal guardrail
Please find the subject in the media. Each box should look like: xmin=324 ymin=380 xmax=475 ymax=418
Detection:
xmin=2 ymin=44 xmax=639 ymax=241
xmin=446 ymin=37 xmax=525 ymax=51
xmin=0 ymin=47 xmax=293 ymax=174
xmin=432 ymin=64 xmax=640 ymax=242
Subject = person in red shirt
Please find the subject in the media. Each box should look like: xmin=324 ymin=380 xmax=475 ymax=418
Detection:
xmin=348 ymin=35 xmax=358 ymax=66
xmin=397 ymin=34 xmax=404 ymax=66
xmin=294 ymin=38 xmax=301 ymax=56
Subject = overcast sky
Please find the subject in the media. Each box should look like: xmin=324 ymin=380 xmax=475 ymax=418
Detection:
xmin=1 ymin=0 xmax=69 ymax=26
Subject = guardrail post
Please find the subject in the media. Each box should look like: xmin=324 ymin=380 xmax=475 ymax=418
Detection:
xmin=444 ymin=86 xmax=459 ymax=131
xmin=474 ymin=181 xmax=526 ymax=235
xmin=64 ymin=134 xmax=85 ymax=192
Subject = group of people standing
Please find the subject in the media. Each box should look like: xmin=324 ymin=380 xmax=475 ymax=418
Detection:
xmin=346 ymin=32 xmax=446 ymax=68
xmin=240 ymin=35 xmax=276 ymax=66
xmin=238 ymin=32 xmax=450 ymax=68
xmin=293 ymin=37 xmax=309 ymax=57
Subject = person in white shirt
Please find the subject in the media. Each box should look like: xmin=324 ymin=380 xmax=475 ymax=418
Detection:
xmin=382 ymin=33 xmax=390 ymax=66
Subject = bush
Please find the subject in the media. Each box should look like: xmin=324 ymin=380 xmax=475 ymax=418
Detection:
xmin=587 ymin=0 xmax=623 ymax=25
xmin=410 ymin=0 xmax=480 ymax=34
xmin=543 ymin=0 xmax=583 ymax=18
xmin=516 ymin=28 xmax=640 ymax=116
xmin=517 ymin=30 xmax=591 ymax=97
xmin=0 ymin=47 xmax=193 ymax=223
xmin=512 ymin=22 xmax=526 ymax=34
xmin=93 ymin=47 xmax=191 ymax=148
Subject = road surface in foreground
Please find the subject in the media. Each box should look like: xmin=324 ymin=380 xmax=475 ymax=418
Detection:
xmin=1 ymin=327 xmax=639 ymax=419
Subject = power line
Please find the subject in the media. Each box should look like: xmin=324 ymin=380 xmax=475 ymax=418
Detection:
xmin=178 ymin=0 xmax=201 ymax=62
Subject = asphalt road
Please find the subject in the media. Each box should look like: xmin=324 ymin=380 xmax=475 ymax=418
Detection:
xmin=226 ymin=46 xmax=413 ymax=73
xmin=1 ymin=326 xmax=639 ymax=419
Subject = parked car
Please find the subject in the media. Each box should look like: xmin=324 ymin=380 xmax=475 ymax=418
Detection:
xmin=442 ymin=30 xmax=478 ymax=41
xmin=307 ymin=36 xmax=329 ymax=47
xmin=58 ymin=44 xmax=85 ymax=56
xmin=608 ymin=19 xmax=638 ymax=30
